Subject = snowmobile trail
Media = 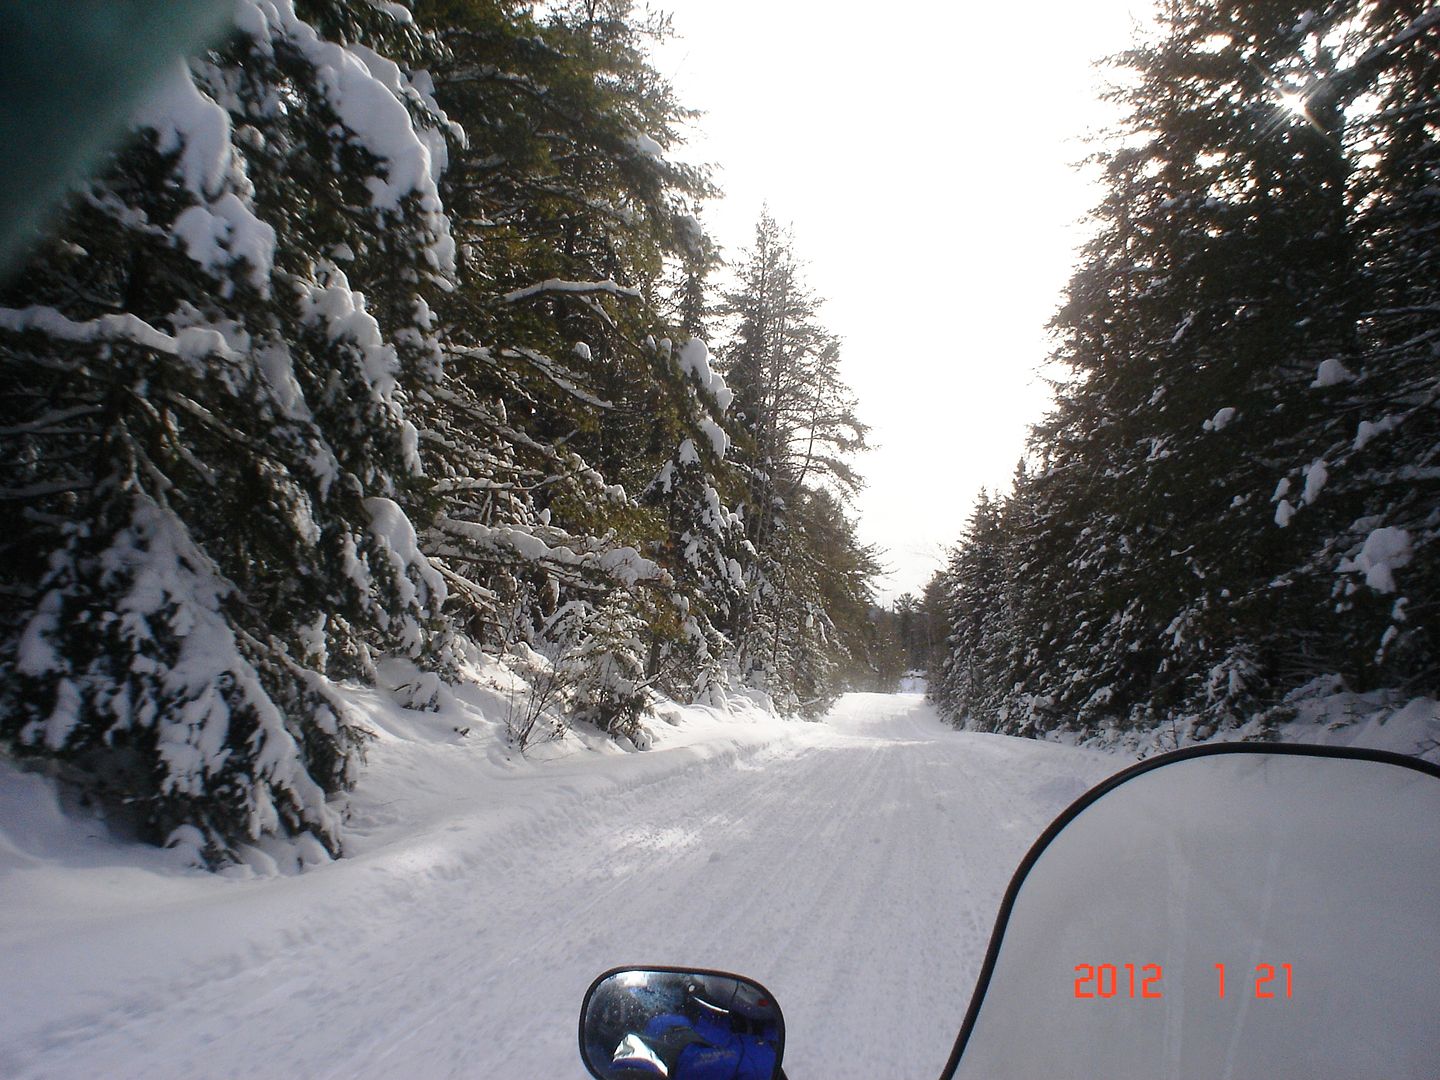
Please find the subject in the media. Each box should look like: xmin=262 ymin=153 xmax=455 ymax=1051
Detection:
xmin=0 ymin=693 xmax=1119 ymax=1079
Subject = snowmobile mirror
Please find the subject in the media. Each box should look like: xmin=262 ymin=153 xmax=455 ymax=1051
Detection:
xmin=580 ymin=966 xmax=786 ymax=1079
xmin=944 ymin=745 xmax=1440 ymax=1079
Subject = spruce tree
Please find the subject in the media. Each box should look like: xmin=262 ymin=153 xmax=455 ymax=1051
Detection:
xmin=719 ymin=213 xmax=872 ymax=714
xmin=930 ymin=0 xmax=1440 ymax=744
xmin=413 ymin=0 xmax=725 ymax=710
xmin=0 ymin=0 xmax=457 ymax=861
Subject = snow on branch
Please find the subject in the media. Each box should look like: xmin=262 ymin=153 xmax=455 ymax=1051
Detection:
xmin=0 ymin=405 xmax=101 ymax=437
xmin=433 ymin=515 xmax=667 ymax=591
xmin=502 ymin=346 xmax=612 ymax=409
xmin=501 ymin=279 xmax=642 ymax=304
xmin=1319 ymin=7 xmax=1440 ymax=105
xmin=0 ymin=305 xmax=236 ymax=362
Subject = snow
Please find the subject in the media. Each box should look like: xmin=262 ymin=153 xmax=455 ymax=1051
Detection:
xmin=372 ymin=1 xmax=415 ymax=24
xmin=1302 ymin=458 xmax=1328 ymax=505
xmin=1202 ymin=406 xmax=1236 ymax=432
xmin=697 ymin=418 xmax=729 ymax=458
xmin=676 ymin=337 xmax=735 ymax=413
xmin=1338 ymin=525 xmax=1413 ymax=593
xmin=677 ymin=214 xmax=705 ymax=255
xmin=1274 ymin=498 xmax=1296 ymax=527
xmin=132 ymin=61 xmax=234 ymax=198
xmin=234 ymin=0 xmax=456 ymax=272
xmin=628 ymin=131 xmax=665 ymax=158
xmin=5 ymin=673 xmax=1435 ymax=1077
xmin=435 ymin=517 xmax=664 ymax=590
xmin=0 ymin=689 xmax=1120 ymax=1079
xmin=299 ymin=274 xmax=416 ymax=468
xmin=598 ymin=546 xmax=662 ymax=589
xmin=289 ymin=15 xmax=436 ymax=210
xmin=1354 ymin=414 xmax=1399 ymax=451
xmin=0 ymin=305 xmax=217 ymax=358
xmin=132 ymin=62 xmax=277 ymax=290
xmin=1053 ymin=666 xmax=1440 ymax=763
xmin=1311 ymin=357 xmax=1354 ymax=387
xmin=364 ymin=497 xmax=447 ymax=637
xmin=14 ymin=590 xmax=63 ymax=678
xmin=502 ymin=278 xmax=642 ymax=303
xmin=171 ymin=194 xmax=276 ymax=288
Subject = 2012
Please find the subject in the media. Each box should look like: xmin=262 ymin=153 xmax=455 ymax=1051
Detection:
xmin=1073 ymin=963 xmax=1164 ymax=999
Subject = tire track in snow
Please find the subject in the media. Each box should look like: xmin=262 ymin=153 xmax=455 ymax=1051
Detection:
xmin=1 ymin=695 xmax=1121 ymax=1079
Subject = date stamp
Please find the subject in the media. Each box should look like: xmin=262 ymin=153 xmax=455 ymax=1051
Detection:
xmin=1073 ymin=963 xmax=1293 ymax=1000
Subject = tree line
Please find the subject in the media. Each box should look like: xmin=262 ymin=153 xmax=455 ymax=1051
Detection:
xmin=929 ymin=0 xmax=1440 ymax=744
xmin=0 ymin=0 xmax=880 ymax=863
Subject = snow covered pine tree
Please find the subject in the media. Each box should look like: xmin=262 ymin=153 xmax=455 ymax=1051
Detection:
xmin=0 ymin=0 xmax=458 ymax=865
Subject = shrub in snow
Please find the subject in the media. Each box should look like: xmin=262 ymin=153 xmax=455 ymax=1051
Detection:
xmin=550 ymin=595 xmax=651 ymax=744
xmin=1201 ymin=644 xmax=1263 ymax=728
xmin=641 ymin=420 xmax=750 ymax=705
xmin=558 ymin=601 xmax=650 ymax=743
xmin=500 ymin=647 xmax=572 ymax=752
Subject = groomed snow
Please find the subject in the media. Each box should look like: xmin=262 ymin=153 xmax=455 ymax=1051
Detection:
xmin=0 ymin=685 xmax=1118 ymax=1079
xmin=4 ymin=680 xmax=1433 ymax=1078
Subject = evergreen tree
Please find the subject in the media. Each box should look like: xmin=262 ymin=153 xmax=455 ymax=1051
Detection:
xmin=413 ymin=0 xmax=725 ymax=702
xmin=0 ymin=0 xmax=457 ymax=861
xmin=932 ymin=0 xmax=1440 ymax=743
xmin=719 ymin=213 xmax=872 ymax=714
xmin=0 ymin=0 xmax=895 ymax=865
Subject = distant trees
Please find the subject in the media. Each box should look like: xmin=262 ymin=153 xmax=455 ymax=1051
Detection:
xmin=930 ymin=0 xmax=1440 ymax=742
xmin=0 ymin=0 xmax=880 ymax=862
xmin=719 ymin=212 xmax=875 ymax=714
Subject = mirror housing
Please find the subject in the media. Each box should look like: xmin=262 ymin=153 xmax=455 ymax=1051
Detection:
xmin=580 ymin=966 xmax=786 ymax=1080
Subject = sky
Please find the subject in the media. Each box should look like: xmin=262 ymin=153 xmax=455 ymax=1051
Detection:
xmin=650 ymin=1 xmax=1152 ymax=603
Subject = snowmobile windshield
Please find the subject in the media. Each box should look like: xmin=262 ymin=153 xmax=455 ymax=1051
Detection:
xmin=944 ymin=745 xmax=1440 ymax=1080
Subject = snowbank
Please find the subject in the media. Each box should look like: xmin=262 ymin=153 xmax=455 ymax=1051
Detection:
xmin=1 ymin=654 xmax=793 ymax=881
xmin=1044 ymin=679 xmax=1440 ymax=764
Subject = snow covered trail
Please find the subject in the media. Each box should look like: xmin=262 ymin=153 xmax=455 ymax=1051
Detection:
xmin=0 ymin=693 xmax=1120 ymax=1079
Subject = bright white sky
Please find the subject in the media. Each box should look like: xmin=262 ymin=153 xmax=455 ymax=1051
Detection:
xmin=651 ymin=1 xmax=1152 ymax=603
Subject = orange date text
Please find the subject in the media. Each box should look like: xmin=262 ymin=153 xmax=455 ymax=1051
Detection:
xmin=1073 ymin=963 xmax=1293 ymax=1000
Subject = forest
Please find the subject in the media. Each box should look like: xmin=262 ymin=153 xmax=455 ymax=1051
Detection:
xmin=2 ymin=0 xmax=1436 ymax=867
xmin=0 ymin=0 xmax=883 ymax=863
xmin=927 ymin=1 xmax=1440 ymax=745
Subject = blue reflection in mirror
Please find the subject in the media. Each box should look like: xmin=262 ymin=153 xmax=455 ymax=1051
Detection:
xmin=580 ymin=967 xmax=785 ymax=1080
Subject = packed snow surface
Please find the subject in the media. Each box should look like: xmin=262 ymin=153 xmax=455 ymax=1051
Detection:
xmin=0 ymin=691 xmax=1118 ymax=1079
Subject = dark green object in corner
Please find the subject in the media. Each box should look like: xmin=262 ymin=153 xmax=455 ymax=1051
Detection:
xmin=0 ymin=0 xmax=231 ymax=275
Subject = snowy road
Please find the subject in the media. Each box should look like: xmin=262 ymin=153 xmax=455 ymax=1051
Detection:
xmin=0 ymin=693 xmax=1120 ymax=1078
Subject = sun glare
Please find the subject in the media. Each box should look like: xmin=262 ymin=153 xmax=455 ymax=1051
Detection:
xmin=1278 ymin=90 xmax=1308 ymax=117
